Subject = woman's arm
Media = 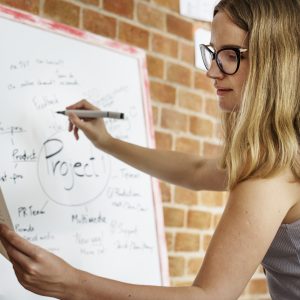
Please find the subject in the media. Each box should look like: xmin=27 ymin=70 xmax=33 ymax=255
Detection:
xmin=0 ymin=225 xmax=208 ymax=300
xmin=0 ymin=172 xmax=296 ymax=300
xmin=67 ymin=172 xmax=298 ymax=299
xmin=66 ymin=100 xmax=227 ymax=191
xmin=102 ymin=138 xmax=227 ymax=191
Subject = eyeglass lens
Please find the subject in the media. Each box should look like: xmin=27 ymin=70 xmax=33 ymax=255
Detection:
xmin=201 ymin=46 xmax=239 ymax=75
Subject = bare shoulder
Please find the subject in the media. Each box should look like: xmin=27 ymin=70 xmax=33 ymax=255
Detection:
xmin=192 ymin=169 xmax=297 ymax=299
xmin=230 ymin=168 xmax=300 ymax=222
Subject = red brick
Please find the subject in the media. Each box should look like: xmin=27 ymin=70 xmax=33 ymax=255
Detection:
xmin=165 ymin=232 xmax=174 ymax=251
xmin=44 ymin=0 xmax=80 ymax=27
xmin=153 ymin=0 xmax=179 ymax=12
xmin=247 ymin=279 xmax=268 ymax=294
xmin=147 ymin=55 xmax=164 ymax=79
xmin=205 ymin=98 xmax=221 ymax=118
xmin=119 ymin=22 xmax=149 ymax=49
xmin=213 ymin=213 xmax=223 ymax=227
xmin=200 ymin=191 xmax=224 ymax=207
xmin=164 ymin=207 xmax=185 ymax=227
xmin=187 ymin=257 xmax=203 ymax=275
xmin=0 ymin=0 xmax=39 ymax=13
xmin=83 ymin=10 xmax=116 ymax=38
xmin=203 ymin=142 xmax=222 ymax=158
xmin=151 ymin=105 xmax=159 ymax=125
xmin=195 ymin=71 xmax=215 ymax=94
xmin=167 ymin=14 xmax=194 ymax=40
xmin=175 ymin=233 xmax=200 ymax=252
xmin=178 ymin=89 xmax=203 ymax=112
xmin=155 ymin=131 xmax=173 ymax=150
xmin=167 ymin=63 xmax=192 ymax=87
xmin=169 ymin=256 xmax=185 ymax=276
xmin=103 ymin=0 xmax=134 ymax=19
xmin=152 ymin=33 xmax=178 ymax=58
xmin=187 ymin=210 xmax=212 ymax=229
xmin=161 ymin=109 xmax=188 ymax=132
xmin=180 ymin=42 xmax=195 ymax=65
xmin=150 ymin=81 xmax=176 ymax=104
xmin=172 ymin=280 xmax=194 ymax=287
xmin=175 ymin=137 xmax=200 ymax=155
xmin=202 ymin=234 xmax=212 ymax=251
xmin=175 ymin=187 xmax=198 ymax=206
xmin=194 ymin=20 xmax=212 ymax=32
xmin=160 ymin=181 xmax=171 ymax=203
xmin=189 ymin=116 xmax=214 ymax=137
xmin=137 ymin=3 xmax=165 ymax=30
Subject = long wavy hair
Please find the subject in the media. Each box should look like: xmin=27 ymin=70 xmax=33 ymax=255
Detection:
xmin=214 ymin=0 xmax=300 ymax=189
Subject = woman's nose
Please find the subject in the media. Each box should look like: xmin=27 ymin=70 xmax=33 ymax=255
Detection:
xmin=206 ymin=60 xmax=225 ymax=80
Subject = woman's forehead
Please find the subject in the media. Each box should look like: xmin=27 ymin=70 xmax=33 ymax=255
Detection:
xmin=211 ymin=12 xmax=248 ymax=48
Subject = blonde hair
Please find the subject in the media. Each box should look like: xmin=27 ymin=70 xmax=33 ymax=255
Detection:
xmin=214 ymin=0 xmax=300 ymax=189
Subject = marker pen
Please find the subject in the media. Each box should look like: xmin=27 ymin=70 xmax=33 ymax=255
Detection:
xmin=56 ymin=110 xmax=125 ymax=119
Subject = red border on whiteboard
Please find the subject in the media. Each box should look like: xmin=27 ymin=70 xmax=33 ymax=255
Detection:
xmin=0 ymin=4 xmax=169 ymax=286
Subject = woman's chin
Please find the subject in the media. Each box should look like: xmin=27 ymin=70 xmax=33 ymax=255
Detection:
xmin=218 ymin=97 xmax=240 ymax=112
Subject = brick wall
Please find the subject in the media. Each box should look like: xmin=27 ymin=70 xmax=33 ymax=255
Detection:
xmin=0 ymin=0 xmax=270 ymax=299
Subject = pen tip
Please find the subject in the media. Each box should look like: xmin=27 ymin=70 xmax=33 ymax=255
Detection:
xmin=56 ymin=111 xmax=64 ymax=115
xmin=120 ymin=113 xmax=125 ymax=119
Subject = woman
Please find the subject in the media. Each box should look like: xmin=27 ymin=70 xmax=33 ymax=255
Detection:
xmin=0 ymin=0 xmax=299 ymax=299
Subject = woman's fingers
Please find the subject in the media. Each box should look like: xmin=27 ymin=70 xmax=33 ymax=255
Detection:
xmin=66 ymin=99 xmax=110 ymax=148
xmin=68 ymin=112 xmax=93 ymax=140
xmin=1 ymin=238 xmax=31 ymax=269
xmin=0 ymin=224 xmax=74 ymax=298
xmin=66 ymin=99 xmax=98 ymax=111
xmin=74 ymin=126 xmax=79 ymax=140
xmin=68 ymin=113 xmax=81 ymax=140
xmin=0 ymin=224 xmax=37 ymax=257
xmin=68 ymin=119 xmax=73 ymax=132
xmin=0 ymin=225 xmax=48 ymax=279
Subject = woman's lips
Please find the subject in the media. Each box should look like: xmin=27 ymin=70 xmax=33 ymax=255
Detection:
xmin=216 ymin=88 xmax=233 ymax=96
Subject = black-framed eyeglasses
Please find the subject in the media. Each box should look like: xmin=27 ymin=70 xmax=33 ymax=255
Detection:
xmin=199 ymin=44 xmax=248 ymax=75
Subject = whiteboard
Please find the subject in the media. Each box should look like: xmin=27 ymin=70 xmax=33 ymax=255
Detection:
xmin=180 ymin=0 xmax=218 ymax=22
xmin=0 ymin=5 xmax=169 ymax=299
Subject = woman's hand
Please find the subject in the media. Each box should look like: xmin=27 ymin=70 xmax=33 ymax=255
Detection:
xmin=0 ymin=224 xmax=78 ymax=299
xmin=67 ymin=99 xmax=113 ymax=150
